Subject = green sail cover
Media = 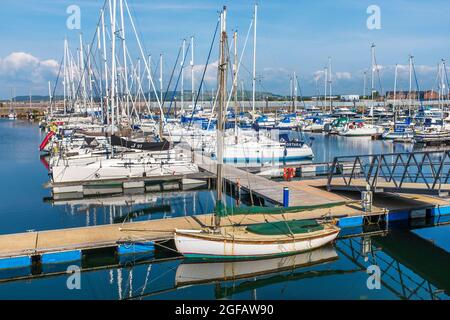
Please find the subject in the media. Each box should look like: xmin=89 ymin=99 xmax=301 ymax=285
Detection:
xmin=219 ymin=201 xmax=346 ymax=217
xmin=246 ymin=219 xmax=324 ymax=236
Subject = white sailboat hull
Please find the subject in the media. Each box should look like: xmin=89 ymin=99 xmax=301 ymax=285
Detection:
xmin=302 ymin=124 xmax=324 ymax=132
xmin=382 ymin=131 xmax=414 ymax=140
xmin=174 ymin=228 xmax=339 ymax=259
xmin=339 ymin=125 xmax=383 ymax=137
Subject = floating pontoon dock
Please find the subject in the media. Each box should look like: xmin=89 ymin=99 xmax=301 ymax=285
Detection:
xmin=1 ymin=177 xmax=450 ymax=266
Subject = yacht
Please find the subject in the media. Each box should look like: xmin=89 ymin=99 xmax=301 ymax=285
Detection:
xmin=338 ymin=121 xmax=383 ymax=137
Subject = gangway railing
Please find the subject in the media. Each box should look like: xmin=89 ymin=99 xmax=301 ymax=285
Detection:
xmin=327 ymin=149 xmax=450 ymax=195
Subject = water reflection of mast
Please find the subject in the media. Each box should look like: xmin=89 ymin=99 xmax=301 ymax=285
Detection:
xmin=93 ymin=207 xmax=97 ymax=225
xmin=252 ymin=286 xmax=257 ymax=300
xmin=117 ymin=268 xmax=123 ymax=300
xmin=140 ymin=265 xmax=153 ymax=300
xmin=193 ymin=190 xmax=196 ymax=214
xmin=129 ymin=268 xmax=133 ymax=298
xmin=183 ymin=193 xmax=187 ymax=216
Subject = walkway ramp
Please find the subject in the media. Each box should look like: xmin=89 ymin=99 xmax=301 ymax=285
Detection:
xmin=194 ymin=153 xmax=340 ymax=207
xmin=327 ymin=150 xmax=450 ymax=196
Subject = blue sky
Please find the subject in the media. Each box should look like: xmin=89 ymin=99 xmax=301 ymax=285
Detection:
xmin=0 ymin=0 xmax=449 ymax=99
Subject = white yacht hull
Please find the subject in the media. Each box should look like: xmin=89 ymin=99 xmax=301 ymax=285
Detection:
xmin=51 ymin=159 xmax=198 ymax=184
xmin=339 ymin=125 xmax=383 ymax=137
xmin=221 ymin=143 xmax=314 ymax=164
xmin=174 ymin=227 xmax=339 ymax=259
xmin=382 ymin=131 xmax=414 ymax=140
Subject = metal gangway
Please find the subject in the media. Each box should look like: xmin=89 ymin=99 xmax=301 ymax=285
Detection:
xmin=327 ymin=149 xmax=450 ymax=196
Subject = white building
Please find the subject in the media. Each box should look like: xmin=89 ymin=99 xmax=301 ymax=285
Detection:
xmin=340 ymin=95 xmax=360 ymax=101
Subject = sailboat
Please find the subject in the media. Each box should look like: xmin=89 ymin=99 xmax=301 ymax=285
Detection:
xmin=174 ymin=6 xmax=339 ymax=260
xmin=338 ymin=121 xmax=383 ymax=137
xmin=175 ymin=221 xmax=340 ymax=259
xmin=414 ymin=59 xmax=450 ymax=145
xmin=8 ymin=91 xmax=17 ymax=120
xmin=339 ymin=44 xmax=384 ymax=137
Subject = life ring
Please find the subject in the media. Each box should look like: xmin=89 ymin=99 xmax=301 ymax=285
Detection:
xmin=283 ymin=168 xmax=295 ymax=181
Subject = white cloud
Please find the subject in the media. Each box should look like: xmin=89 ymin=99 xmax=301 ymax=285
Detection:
xmin=366 ymin=63 xmax=440 ymax=76
xmin=335 ymin=71 xmax=352 ymax=80
xmin=183 ymin=60 xmax=218 ymax=88
xmin=313 ymin=70 xmax=325 ymax=81
xmin=312 ymin=70 xmax=352 ymax=81
xmin=0 ymin=52 xmax=59 ymax=97
xmin=262 ymin=67 xmax=290 ymax=77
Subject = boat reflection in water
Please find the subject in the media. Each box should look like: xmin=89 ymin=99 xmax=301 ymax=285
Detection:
xmin=44 ymin=188 xmax=244 ymax=226
xmin=175 ymin=244 xmax=338 ymax=288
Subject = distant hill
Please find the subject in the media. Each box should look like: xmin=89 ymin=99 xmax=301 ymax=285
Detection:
xmin=1 ymin=91 xmax=287 ymax=102
xmin=0 ymin=95 xmax=63 ymax=103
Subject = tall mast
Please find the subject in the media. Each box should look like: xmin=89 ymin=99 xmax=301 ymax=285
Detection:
xmin=444 ymin=59 xmax=450 ymax=104
xmin=159 ymin=53 xmax=163 ymax=108
xmin=233 ymin=30 xmax=238 ymax=139
xmin=438 ymin=62 xmax=442 ymax=106
xmin=97 ymin=24 xmax=103 ymax=121
xmin=442 ymin=60 xmax=445 ymax=127
xmin=148 ymin=54 xmax=151 ymax=113
xmin=48 ymin=81 xmax=53 ymax=117
xmin=63 ymin=38 xmax=68 ymax=115
xmin=137 ymin=58 xmax=141 ymax=115
xmin=201 ymin=83 xmax=204 ymax=102
xmin=101 ymin=8 xmax=110 ymax=125
xmin=328 ymin=56 xmax=332 ymax=113
xmin=87 ymin=44 xmax=93 ymax=111
xmin=69 ymin=48 xmax=76 ymax=107
xmin=215 ymin=6 xmax=228 ymax=227
xmin=371 ymin=43 xmax=375 ymax=121
xmin=79 ymin=33 xmax=87 ymax=114
xmin=181 ymin=39 xmax=185 ymax=114
xmin=393 ymin=64 xmax=398 ymax=122
xmin=409 ymin=54 xmax=413 ymax=117
xmin=252 ymin=3 xmax=257 ymax=117
xmin=290 ymin=77 xmax=293 ymax=104
xmin=159 ymin=52 xmax=163 ymax=139
xmin=363 ymin=71 xmax=367 ymax=99
xmin=159 ymin=53 xmax=164 ymax=140
xmin=120 ymin=0 xmax=130 ymax=121
xmin=293 ymin=71 xmax=297 ymax=112
xmin=241 ymin=80 xmax=244 ymax=105
xmin=324 ymin=66 xmax=328 ymax=112
xmin=110 ymin=0 xmax=117 ymax=137
xmin=190 ymin=36 xmax=195 ymax=111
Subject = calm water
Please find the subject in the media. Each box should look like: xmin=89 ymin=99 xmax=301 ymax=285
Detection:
xmin=0 ymin=119 xmax=448 ymax=300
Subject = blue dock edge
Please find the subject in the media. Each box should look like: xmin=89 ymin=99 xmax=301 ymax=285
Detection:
xmin=337 ymin=216 xmax=363 ymax=228
xmin=430 ymin=205 xmax=450 ymax=217
xmin=41 ymin=250 xmax=82 ymax=264
xmin=0 ymin=255 xmax=31 ymax=270
xmin=386 ymin=210 xmax=410 ymax=222
xmin=117 ymin=241 xmax=155 ymax=255
xmin=337 ymin=204 xmax=450 ymax=229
